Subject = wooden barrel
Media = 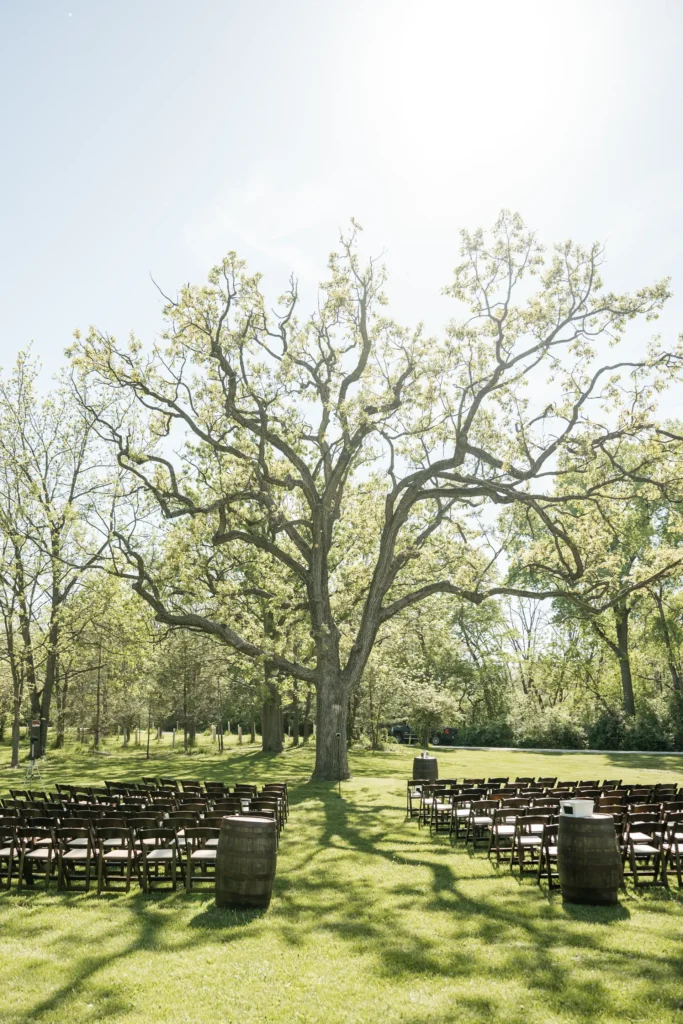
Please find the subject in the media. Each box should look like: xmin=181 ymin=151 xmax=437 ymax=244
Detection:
xmin=412 ymin=755 xmax=438 ymax=782
xmin=558 ymin=813 xmax=621 ymax=905
xmin=215 ymin=815 xmax=278 ymax=909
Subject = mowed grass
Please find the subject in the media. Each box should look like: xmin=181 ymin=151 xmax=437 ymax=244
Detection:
xmin=1 ymin=739 xmax=683 ymax=1024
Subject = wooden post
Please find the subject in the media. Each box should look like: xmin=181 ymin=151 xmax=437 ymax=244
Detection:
xmin=238 ymin=725 xmax=242 ymax=745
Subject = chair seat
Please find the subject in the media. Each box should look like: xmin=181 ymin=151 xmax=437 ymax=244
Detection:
xmin=102 ymin=849 xmax=138 ymax=862
xmin=146 ymin=849 xmax=174 ymax=861
xmin=629 ymin=832 xmax=653 ymax=844
xmin=0 ymin=846 xmax=13 ymax=857
xmin=518 ymin=836 xmax=542 ymax=846
xmin=434 ymin=803 xmax=451 ymax=812
xmin=492 ymin=825 xmax=515 ymax=836
xmin=455 ymin=809 xmax=471 ymax=818
xmin=472 ymin=816 xmax=493 ymax=826
xmin=632 ymin=843 xmax=659 ymax=855
xmin=62 ymin=849 xmax=92 ymax=861
xmin=68 ymin=839 xmax=89 ymax=848
xmin=190 ymin=850 xmax=217 ymax=861
xmin=26 ymin=848 xmax=52 ymax=860
xmin=206 ymin=838 xmax=219 ymax=848
xmin=547 ymin=845 xmax=558 ymax=856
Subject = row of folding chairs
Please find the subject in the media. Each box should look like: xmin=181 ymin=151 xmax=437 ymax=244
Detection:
xmin=407 ymin=781 xmax=683 ymax=890
xmin=406 ymin=777 xmax=679 ymax=821
xmin=0 ymin=819 xmax=218 ymax=894
xmin=2 ymin=784 xmax=288 ymax=831
xmin=0 ymin=801 xmax=288 ymax=894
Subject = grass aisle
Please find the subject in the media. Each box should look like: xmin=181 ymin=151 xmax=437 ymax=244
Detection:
xmin=1 ymin=742 xmax=683 ymax=1023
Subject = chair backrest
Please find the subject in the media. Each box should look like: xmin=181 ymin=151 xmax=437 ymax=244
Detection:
xmin=463 ymin=778 xmax=485 ymax=786
xmin=20 ymin=808 xmax=43 ymax=821
xmin=662 ymin=801 xmax=683 ymax=816
xmin=213 ymin=800 xmax=242 ymax=812
xmin=533 ymin=798 xmax=558 ymax=810
xmin=556 ymin=781 xmax=577 ymax=789
xmin=602 ymin=779 xmax=622 ymax=790
xmin=537 ymin=778 xmax=557 ymax=786
xmin=128 ymin=816 xmax=161 ymax=834
xmin=202 ymin=814 xmax=226 ymax=829
xmin=56 ymin=826 xmax=92 ymax=852
xmin=514 ymin=777 xmax=535 ymax=785
xmin=233 ymin=784 xmax=258 ymax=797
xmin=167 ymin=814 xmax=199 ymax=830
xmin=159 ymin=778 xmax=179 ymax=791
xmin=470 ymin=800 xmax=497 ymax=815
xmin=518 ymin=814 xmax=553 ymax=833
xmin=95 ymin=825 xmax=132 ymax=847
xmin=179 ymin=780 xmax=202 ymax=792
xmin=205 ymin=783 xmax=227 ymax=794
xmin=138 ymin=827 xmax=177 ymax=848
xmin=184 ymin=826 xmax=220 ymax=852
xmin=142 ymin=777 xmax=159 ymax=786
xmin=629 ymin=803 xmax=661 ymax=815
xmin=99 ymin=817 xmax=127 ymax=830
xmin=149 ymin=799 xmax=174 ymax=811
xmin=0 ymin=826 xmax=16 ymax=848
xmin=486 ymin=777 xmax=509 ymax=787
xmin=17 ymin=825 xmax=54 ymax=847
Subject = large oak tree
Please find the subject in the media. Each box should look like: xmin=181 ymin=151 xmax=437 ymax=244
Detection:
xmin=72 ymin=212 xmax=680 ymax=779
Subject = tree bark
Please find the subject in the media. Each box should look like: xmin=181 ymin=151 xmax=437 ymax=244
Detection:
xmin=291 ymin=683 xmax=300 ymax=747
xmin=652 ymin=588 xmax=682 ymax=692
xmin=313 ymin=672 xmax=349 ymax=781
xmin=261 ymin=669 xmax=283 ymax=753
xmin=614 ymin=604 xmax=636 ymax=716
xmin=302 ymin=685 xmax=313 ymax=744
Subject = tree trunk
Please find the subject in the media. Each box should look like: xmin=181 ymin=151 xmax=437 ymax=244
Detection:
xmin=312 ymin=673 xmax=350 ymax=781
xmin=291 ymin=683 xmax=300 ymax=748
xmin=652 ymin=588 xmax=682 ymax=692
xmin=261 ymin=670 xmax=283 ymax=753
xmin=302 ymin=686 xmax=313 ymax=744
xmin=10 ymin=673 xmax=22 ymax=769
xmin=93 ymin=643 xmax=102 ymax=749
xmin=54 ymin=666 xmax=68 ymax=749
xmin=614 ymin=604 xmax=636 ymax=716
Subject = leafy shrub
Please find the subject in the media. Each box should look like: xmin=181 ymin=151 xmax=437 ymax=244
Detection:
xmin=514 ymin=709 xmax=586 ymax=749
xmin=454 ymin=721 xmax=515 ymax=747
xmin=586 ymin=708 xmax=627 ymax=750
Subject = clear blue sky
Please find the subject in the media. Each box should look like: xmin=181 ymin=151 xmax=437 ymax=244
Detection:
xmin=2 ymin=0 xmax=683 ymax=406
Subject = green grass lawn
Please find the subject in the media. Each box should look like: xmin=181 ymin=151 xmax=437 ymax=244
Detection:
xmin=1 ymin=739 xmax=683 ymax=1024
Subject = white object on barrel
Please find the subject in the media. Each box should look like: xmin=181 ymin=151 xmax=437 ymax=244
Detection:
xmin=560 ymin=799 xmax=595 ymax=817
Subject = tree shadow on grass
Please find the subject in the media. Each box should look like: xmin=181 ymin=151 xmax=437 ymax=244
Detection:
xmin=267 ymin=779 xmax=683 ymax=1021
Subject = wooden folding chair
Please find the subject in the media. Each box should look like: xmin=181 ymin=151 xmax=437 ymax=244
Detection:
xmin=96 ymin=826 xmax=140 ymax=894
xmin=184 ymin=827 xmax=220 ymax=892
xmin=17 ymin=826 xmax=57 ymax=890
xmin=57 ymin=826 xmax=95 ymax=892
xmin=536 ymin=822 xmax=559 ymax=890
xmin=139 ymin=828 xmax=179 ymax=892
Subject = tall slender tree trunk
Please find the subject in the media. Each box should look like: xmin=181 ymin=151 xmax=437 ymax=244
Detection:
xmin=614 ymin=604 xmax=636 ymax=716
xmin=94 ymin=642 xmax=102 ymax=749
xmin=10 ymin=662 xmax=23 ymax=769
xmin=291 ymin=683 xmax=300 ymax=748
xmin=302 ymin=685 xmax=313 ymax=744
xmin=652 ymin=588 xmax=682 ymax=692
xmin=261 ymin=666 xmax=283 ymax=753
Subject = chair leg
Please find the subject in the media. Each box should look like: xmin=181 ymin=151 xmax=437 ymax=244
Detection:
xmin=97 ymin=854 xmax=104 ymax=895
